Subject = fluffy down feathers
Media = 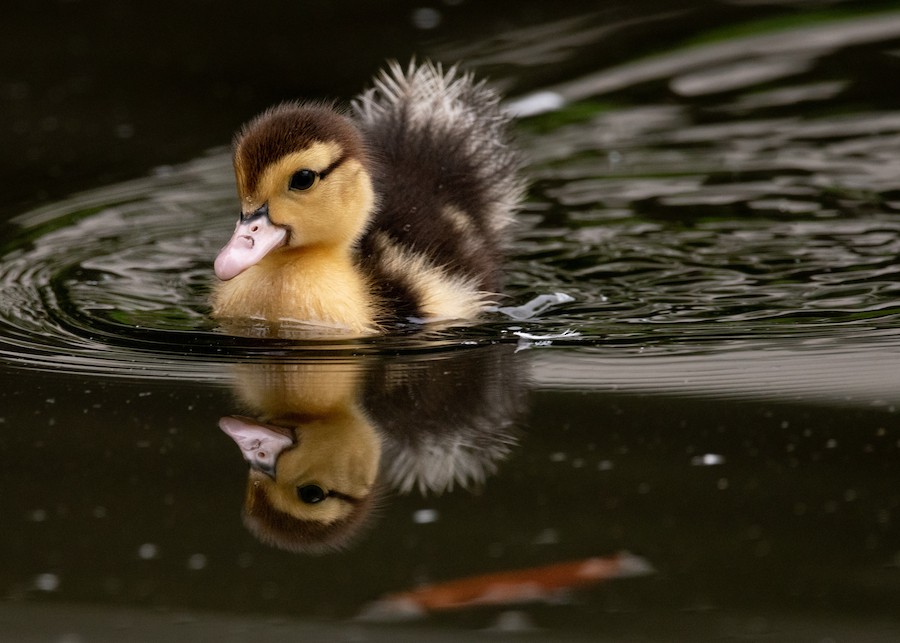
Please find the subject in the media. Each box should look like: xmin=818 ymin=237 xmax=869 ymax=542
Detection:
xmin=353 ymin=62 xmax=524 ymax=321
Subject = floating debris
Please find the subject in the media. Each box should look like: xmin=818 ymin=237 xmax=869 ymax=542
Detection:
xmin=33 ymin=573 xmax=60 ymax=592
xmin=690 ymin=453 xmax=725 ymax=466
xmin=357 ymin=552 xmax=654 ymax=621
xmin=138 ymin=543 xmax=159 ymax=560
xmin=187 ymin=554 xmax=207 ymax=570
xmin=513 ymin=328 xmax=581 ymax=351
xmin=413 ymin=509 xmax=440 ymax=524
xmin=497 ymin=292 xmax=575 ymax=321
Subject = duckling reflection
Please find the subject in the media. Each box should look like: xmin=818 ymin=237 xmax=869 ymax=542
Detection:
xmin=220 ymin=346 xmax=524 ymax=554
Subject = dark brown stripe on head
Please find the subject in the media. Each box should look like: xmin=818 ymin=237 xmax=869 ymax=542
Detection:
xmin=233 ymin=102 xmax=366 ymax=195
xmin=318 ymin=151 xmax=349 ymax=180
xmin=327 ymin=489 xmax=363 ymax=505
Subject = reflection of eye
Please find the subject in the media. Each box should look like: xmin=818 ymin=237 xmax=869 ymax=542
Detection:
xmin=297 ymin=485 xmax=327 ymax=504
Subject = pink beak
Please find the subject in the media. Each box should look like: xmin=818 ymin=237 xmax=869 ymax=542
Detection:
xmin=219 ymin=416 xmax=295 ymax=478
xmin=214 ymin=205 xmax=288 ymax=281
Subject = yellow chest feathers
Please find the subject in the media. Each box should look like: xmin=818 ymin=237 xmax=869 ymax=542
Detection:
xmin=211 ymin=250 xmax=376 ymax=334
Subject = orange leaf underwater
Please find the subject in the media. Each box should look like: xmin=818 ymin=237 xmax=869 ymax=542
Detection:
xmin=359 ymin=551 xmax=654 ymax=620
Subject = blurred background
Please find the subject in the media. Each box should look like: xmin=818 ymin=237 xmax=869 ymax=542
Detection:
xmin=3 ymin=0 xmax=860 ymax=215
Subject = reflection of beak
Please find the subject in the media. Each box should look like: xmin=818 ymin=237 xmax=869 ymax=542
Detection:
xmin=213 ymin=203 xmax=288 ymax=281
xmin=219 ymin=416 xmax=295 ymax=478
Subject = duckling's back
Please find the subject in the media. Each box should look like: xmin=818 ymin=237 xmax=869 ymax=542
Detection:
xmin=352 ymin=62 xmax=524 ymax=322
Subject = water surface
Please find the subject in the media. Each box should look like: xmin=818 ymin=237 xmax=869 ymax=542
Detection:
xmin=3 ymin=3 xmax=900 ymax=641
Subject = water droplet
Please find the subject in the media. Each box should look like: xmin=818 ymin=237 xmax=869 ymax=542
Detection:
xmin=26 ymin=508 xmax=47 ymax=523
xmin=34 ymin=573 xmax=60 ymax=592
xmin=57 ymin=634 xmax=85 ymax=643
xmin=411 ymin=7 xmax=441 ymax=30
xmin=115 ymin=123 xmax=134 ymax=139
xmin=491 ymin=610 xmax=537 ymax=632
xmin=532 ymin=528 xmax=559 ymax=545
xmin=138 ymin=543 xmax=159 ymax=560
xmin=691 ymin=453 xmax=725 ymax=466
xmin=187 ymin=553 xmax=207 ymax=570
xmin=412 ymin=509 xmax=439 ymax=524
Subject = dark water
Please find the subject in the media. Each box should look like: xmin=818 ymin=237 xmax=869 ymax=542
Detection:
xmin=3 ymin=2 xmax=900 ymax=641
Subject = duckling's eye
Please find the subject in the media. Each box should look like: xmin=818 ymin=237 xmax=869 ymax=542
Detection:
xmin=297 ymin=484 xmax=327 ymax=504
xmin=289 ymin=169 xmax=317 ymax=191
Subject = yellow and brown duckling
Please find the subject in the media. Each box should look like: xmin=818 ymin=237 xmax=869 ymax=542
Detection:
xmin=211 ymin=61 xmax=524 ymax=334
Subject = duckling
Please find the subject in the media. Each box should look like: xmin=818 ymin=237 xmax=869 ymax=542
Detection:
xmin=211 ymin=61 xmax=524 ymax=333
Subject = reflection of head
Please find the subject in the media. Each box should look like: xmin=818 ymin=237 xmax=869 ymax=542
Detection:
xmin=242 ymin=410 xmax=382 ymax=554
xmin=224 ymin=363 xmax=383 ymax=554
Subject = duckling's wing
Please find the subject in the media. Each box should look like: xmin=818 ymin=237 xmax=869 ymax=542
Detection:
xmin=352 ymin=62 xmax=524 ymax=317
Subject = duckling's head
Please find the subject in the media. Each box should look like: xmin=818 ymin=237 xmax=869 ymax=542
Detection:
xmin=215 ymin=103 xmax=375 ymax=281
